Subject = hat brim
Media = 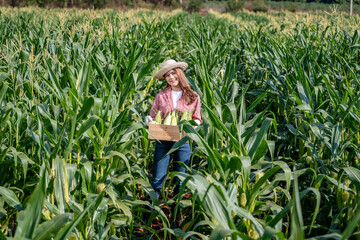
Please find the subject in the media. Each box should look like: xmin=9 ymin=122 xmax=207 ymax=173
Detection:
xmin=154 ymin=62 xmax=188 ymax=79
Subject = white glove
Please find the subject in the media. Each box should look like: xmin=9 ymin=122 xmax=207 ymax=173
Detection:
xmin=145 ymin=116 xmax=153 ymax=126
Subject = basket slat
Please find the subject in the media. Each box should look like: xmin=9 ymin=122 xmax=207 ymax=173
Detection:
xmin=148 ymin=123 xmax=186 ymax=141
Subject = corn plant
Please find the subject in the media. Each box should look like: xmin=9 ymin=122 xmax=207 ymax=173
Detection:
xmin=0 ymin=7 xmax=360 ymax=240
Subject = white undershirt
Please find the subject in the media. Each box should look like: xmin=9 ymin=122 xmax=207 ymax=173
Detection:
xmin=172 ymin=90 xmax=183 ymax=109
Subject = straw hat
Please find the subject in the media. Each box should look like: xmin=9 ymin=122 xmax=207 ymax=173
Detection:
xmin=154 ymin=59 xmax=188 ymax=79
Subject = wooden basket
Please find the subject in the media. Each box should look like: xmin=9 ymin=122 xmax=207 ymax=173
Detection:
xmin=148 ymin=123 xmax=186 ymax=141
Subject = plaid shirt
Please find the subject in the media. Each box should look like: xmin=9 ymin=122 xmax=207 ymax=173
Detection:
xmin=149 ymin=87 xmax=202 ymax=123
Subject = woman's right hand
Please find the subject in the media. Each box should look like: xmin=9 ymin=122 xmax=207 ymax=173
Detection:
xmin=145 ymin=116 xmax=153 ymax=126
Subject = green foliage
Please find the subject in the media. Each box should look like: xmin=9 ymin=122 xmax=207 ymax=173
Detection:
xmin=250 ymin=0 xmax=268 ymax=12
xmin=92 ymin=0 xmax=109 ymax=8
xmin=187 ymin=0 xmax=202 ymax=12
xmin=2 ymin=0 xmax=360 ymax=12
xmin=287 ymin=2 xmax=298 ymax=12
xmin=267 ymin=0 xmax=360 ymax=14
xmin=226 ymin=0 xmax=244 ymax=12
xmin=0 ymin=8 xmax=360 ymax=239
xmin=232 ymin=11 xmax=270 ymax=24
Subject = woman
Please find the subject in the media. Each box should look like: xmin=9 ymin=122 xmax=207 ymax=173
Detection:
xmin=145 ymin=59 xmax=202 ymax=200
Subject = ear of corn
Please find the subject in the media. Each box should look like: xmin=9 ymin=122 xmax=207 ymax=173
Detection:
xmin=180 ymin=110 xmax=189 ymax=121
xmin=187 ymin=110 xmax=194 ymax=121
xmin=342 ymin=191 xmax=350 ymax=202
xmin=155 ymin=110 xmax=162 ymax=124
xmin=163 ymin=112 xmax=172 ymax=125
xmin=170 ymin=111 xmax=177 ymax=126
xmin=240 ymin=192 xmax=247 ymax=207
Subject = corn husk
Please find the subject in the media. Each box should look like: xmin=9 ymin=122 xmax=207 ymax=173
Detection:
xmin=155 ymin=110 xmax=162 ymax=124
xmin=180 ymin=110 xmax=189 ymax=121
xmin=97 ymin=183 xmax=106 ymax=193
xmin=248 ymin=224 xmax=259 ymax=239
xmin=187 ymin=110 xmax=194 ymax=121
xmin=240 ymin=193 xmax=247 ymax=207
xmin=342 ymin=191 xmax=350 ymax=202
xmin=42 ymin=208 xmax=51 ymax=221
xmin=344 ymin=179 xmax=351 ymax=187
xmin=170 ymin=111 xmax=177 ymax=126
xmin=163 ymin=112 xmax=171 ymax=125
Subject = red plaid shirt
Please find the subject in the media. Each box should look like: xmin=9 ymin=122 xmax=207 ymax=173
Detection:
xmin=149 ymin=87 xmax=202 ymax=122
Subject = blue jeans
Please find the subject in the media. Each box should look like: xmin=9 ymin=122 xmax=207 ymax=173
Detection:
xmin=151 ymin=141 xmax=191 ymax=199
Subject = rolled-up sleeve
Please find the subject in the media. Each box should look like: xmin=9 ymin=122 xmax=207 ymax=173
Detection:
xmin=192 ymin=96 xmax=202 ymax=123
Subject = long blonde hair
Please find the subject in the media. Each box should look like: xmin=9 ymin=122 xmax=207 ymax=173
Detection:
xmin=165 ymin=68 xmax=197 ymax=104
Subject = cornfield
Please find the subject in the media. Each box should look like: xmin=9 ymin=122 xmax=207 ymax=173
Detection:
xmin=1 ymin=7 xmax=360 ymax=239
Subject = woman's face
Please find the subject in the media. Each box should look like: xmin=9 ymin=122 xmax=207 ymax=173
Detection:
xmin=164 ymin=69 xmax=179 ymax=88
